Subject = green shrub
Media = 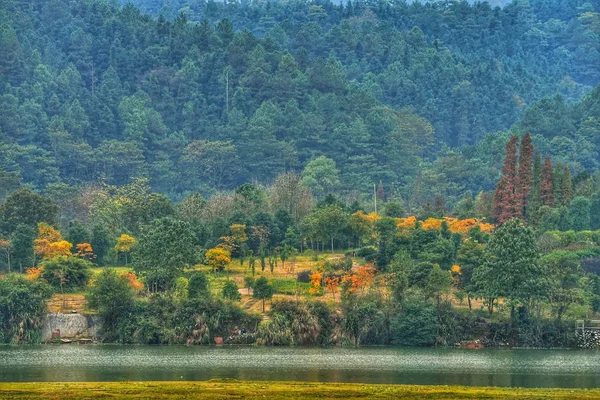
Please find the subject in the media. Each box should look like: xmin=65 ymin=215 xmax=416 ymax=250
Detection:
xmin=87 ymin=269 xmax=137 ymax=343
xmin=222 ymin=280 xmax=241 ymax=301
xmin=357 ymin=246 xmax=377 ymax=258
xmin=0 ymin=274 xmax=53 ymax=343
xmin=41 ymin=256 xmax=91 ymax=291
xmin=296 ymin=270 xmax=311 ymax=283
xmin=257 ymin=299 xmax=326 ymax=345
xmin=272 ymin=278 xmax=314 ymax=295
xmin=188 ymin=271 xmax=210 ymax=298
xmin=391 ymin=297 xmax=437 ymax=346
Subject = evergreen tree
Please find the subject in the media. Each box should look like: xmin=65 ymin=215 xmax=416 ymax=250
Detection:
xmin=493 ymin=136 xmax=519 ymax=223
xmin=553 ymin=162 xmax=564 ymax=207
xmin=517 ymin=134 xmax=534 ymax=217
xmin=473 ymin=219 xmax=549 ymax=314
xmin=540 ymin=157 xmax=554 ymax=207
xmin=561 ymin=166 xmax=573 ymax=207
xmin=528 ymin=152 xmax=542 ymax=220
xmin=568 ymin=197 xmax=591 ymax=231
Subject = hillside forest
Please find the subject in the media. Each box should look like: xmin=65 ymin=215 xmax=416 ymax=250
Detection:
xmin=1 ymin=0 xmax=600 ymax=348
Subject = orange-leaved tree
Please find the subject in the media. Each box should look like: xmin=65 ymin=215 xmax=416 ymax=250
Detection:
xmin=76 ymin=243 xmax=95 ymax=262
xmin=119 ymin=271 xmax=144 ymax=291
xmin=309 ymin=271 xmax=323 ymax=294
xmin=324 ymin=275 xmax=340 ymax=300
xmin=34 ymin=223 xmax=72 ymax=261
xmin=26 ymin=266 xmax=44 ymax=280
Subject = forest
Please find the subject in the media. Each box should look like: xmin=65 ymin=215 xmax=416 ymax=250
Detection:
xmin=1 ymin=0 xmax=600 ymax=348
xmin=1 ymin=0 xmax=599 ymax=207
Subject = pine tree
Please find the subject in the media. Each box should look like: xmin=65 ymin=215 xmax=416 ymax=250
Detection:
xmin=540 ymin=157 xmax=554 ymax=207
xmin=553 ymin=162 xmax=563 ymax=207
xmin=493 ymin=136 xmax=519 ymax=223
xmin=517 ymin=134 xmax=533 ymax=217
xmin=561 ymin=166 xmax=573 ymax=207
xmin=528 ymin=152 xmax=542 ymax=218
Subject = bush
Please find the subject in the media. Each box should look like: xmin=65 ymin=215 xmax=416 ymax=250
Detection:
xmin=173 ymin=277 xmax=189 ymax=299
xmin=87 ymin=269 xmax=137 ymax=343
xmin=188 ymin=271 xmax=210 ymax=298
xmin=391 ymin=297 xmax=437 ymax=346
xmin=0 ymin=274 xmax=53 ymax=343
xmin=41 ymin=256 xmax=91 ymax=291
xmin=272 ymin=278 xmax=313 ymax=295
xmin=256 ymin=299 xmax=325 ymax=345
xmin=296 ymin=270 xmax=312 ymax=283
xmin=342 ymin=296 xmax=389 ymax=345
xmin=408 ymin=261 xmax=434 ymax=288
xmin=174 ymin=297 xmax=260 ymax=344
xmin=302 ymin=249 xmax=319 ymax=261
xmin=356 ymin=246 xmax=377 ymax=258
xmin=222 ymin=280 xmax=241 ymax=301
xmin=323 ymin=256 xmax=353 ymax=272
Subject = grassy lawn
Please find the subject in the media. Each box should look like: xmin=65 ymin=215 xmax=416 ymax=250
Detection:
xmin=90 ymin=266 xmax=132 ymax=275
xmin=1 ymin=380 xmax=599 ymax=399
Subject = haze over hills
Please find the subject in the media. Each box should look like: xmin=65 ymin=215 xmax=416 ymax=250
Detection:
xmin=1 ymin=0 xmax=599 ymax=209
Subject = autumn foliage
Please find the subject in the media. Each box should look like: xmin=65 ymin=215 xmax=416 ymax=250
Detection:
xmin=26 ymin=266 xmax=44 ymax=280
xmin=205 ymin=247 xmax=231 ymax=272
xmin=120 ymin=271 xmax=144 ymax=291
xmin=34 ymin=223 xmax=72 ymax=260
xmin=324 ymin=275 xmax=340 ymax=299
xmin=397 ymin=216 xmax=493 ymax=235
xmin=309 ymin=271 xmax=323 ymax=294
xmin=342 ymin=265 xmax=375 ymax=294
xmin=76 ymin=243 xmax=95 ymax=261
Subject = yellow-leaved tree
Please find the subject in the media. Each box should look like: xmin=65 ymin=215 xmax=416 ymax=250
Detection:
xmin=115 ymin=234 xmax=136 ymax=265
xmin=34 ymin=223 xmax=72 ymax=260
xmin=205 ymin=247 xmax=231 ymax=273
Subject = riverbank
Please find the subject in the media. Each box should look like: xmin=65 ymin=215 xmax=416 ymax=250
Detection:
xmin=1 ymin=380 xmax=600 ymax=399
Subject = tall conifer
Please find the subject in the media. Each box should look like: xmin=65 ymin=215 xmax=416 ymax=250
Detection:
xmin=528 ymin=152 xmax=542 ymax=218
xmin=561 ymin=166 xmax=573 ymax=206
xmin=493 ymin=135 xmax=519 ymax=223
xmin=540 ymin=157 xmax=554 ymax=207
xmin=517 ymin=134 xmax=533 ymax=217
xmin=554 ymin=162 xmax=563 ymax=207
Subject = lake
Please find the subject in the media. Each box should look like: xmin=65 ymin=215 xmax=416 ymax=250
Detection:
xmin=1 ymin=345 xmax=599 ymax=388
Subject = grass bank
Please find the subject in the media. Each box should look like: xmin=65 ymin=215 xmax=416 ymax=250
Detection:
xmin=1 ymin=380 xmax=599 ymax=399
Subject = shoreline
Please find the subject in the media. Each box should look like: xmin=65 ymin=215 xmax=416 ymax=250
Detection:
xmin=1 ymin=380 xmax=600 ymax=399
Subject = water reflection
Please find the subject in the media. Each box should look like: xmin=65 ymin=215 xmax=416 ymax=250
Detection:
xmin=1 ymin=345 xmax=599 ymax=388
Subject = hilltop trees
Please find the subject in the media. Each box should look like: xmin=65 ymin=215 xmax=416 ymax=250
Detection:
xmin=492 ymin=134 xmax=584 ymax=229
xmin=0 ymin=189 xmax=57 ymax=235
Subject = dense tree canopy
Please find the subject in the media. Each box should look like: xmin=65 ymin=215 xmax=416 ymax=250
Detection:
xmin=0 ymin=0 xmax=599 ymax=210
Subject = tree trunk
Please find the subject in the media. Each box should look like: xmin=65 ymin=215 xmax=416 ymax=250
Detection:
xmin=331 ymin=237 xmax=334 ymax=253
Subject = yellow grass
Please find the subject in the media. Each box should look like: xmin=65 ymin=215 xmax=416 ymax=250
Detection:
xmin=1 ymin=380 xmax=599 ymax=399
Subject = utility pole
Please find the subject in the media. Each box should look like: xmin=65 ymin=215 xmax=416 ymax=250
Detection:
xmin=373 ymin=183 xmax=377 ymax=213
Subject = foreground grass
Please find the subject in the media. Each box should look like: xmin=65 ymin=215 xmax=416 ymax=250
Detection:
xmin=1 ymin=380 xmax=599 ymax=399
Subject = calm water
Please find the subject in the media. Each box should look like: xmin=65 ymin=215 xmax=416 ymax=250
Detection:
xmin=1 ymin=345 xmax=599 ymax=388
